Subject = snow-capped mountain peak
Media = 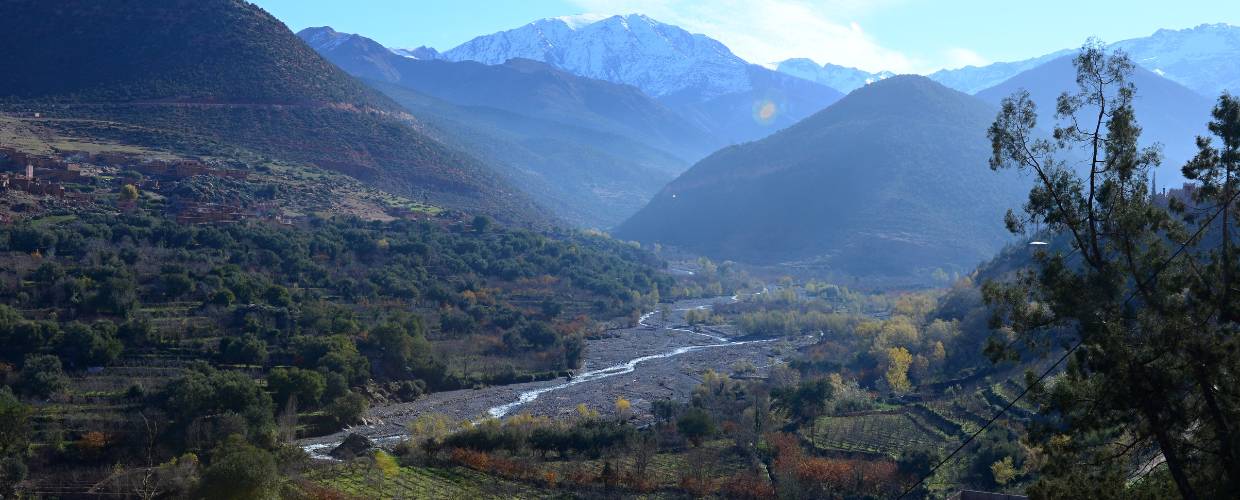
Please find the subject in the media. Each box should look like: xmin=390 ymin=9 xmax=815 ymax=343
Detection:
xmin=554 ymin=13 xmax=611 ymax=30
xmin=441 ymin=14 xmax=752 ymax=100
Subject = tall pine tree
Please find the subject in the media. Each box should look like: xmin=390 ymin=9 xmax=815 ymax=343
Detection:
xmin=986 ymin=40 xmax=1240 ymax=498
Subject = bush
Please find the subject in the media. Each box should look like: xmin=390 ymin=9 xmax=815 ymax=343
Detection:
xmin=199 ymin=436 xmax=278 ymax=500
xmin=677 ymin=408 xmax=716 ymax=446
xmin=266 ymin=367 xmax=325 ymax=408
xmin=218 ymin=335 xmax=268 ymax=365
xmin=18 ymin=354 xmax=68 ymax=399
xmin=325 ymin=392 xmax=368 ymax=427
xmin=59 ymin=321 xmax=123 ymax=368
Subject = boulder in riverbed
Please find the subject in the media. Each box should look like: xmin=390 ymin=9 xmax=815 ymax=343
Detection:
xmin=329 ymin=433 xmax=374 ymax=460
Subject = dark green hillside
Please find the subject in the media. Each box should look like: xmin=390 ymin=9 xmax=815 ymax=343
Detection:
xmin=30 ymin=102 xmax=537 ymax=216
xmin=0 ymin=0 xmax=384 ymax=106
xmin=0 ymin=0 xmax=545 ymax=224
xmin=0 ymin=208 xmax=671 ymax=494
xmin=617 ymin=76 xmax=1029 ymax=279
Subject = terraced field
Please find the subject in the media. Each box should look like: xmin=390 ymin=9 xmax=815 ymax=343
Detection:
xmin=539 ymin=438 xmax=750 ymax=490
xmin=813 ymin=412 xmax=954 ymax=457
xmin=307 ymin=462 xmax=544 ymax=499
xmin=811 ymin=380 xmax=1035 ymax=459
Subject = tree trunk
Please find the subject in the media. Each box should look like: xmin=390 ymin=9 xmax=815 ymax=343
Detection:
xmin=1139 ymin=384 xmax=1197 ymax=500
xmin=1193 ymin=361 xmax=1239 ymax=489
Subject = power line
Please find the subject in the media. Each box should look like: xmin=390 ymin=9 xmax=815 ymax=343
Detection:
xmin=898 ymin=339 xmax=1080 ymax=498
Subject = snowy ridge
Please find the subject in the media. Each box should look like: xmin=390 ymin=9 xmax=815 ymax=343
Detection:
xmin=298 ymin=26 xmax=355 ymax=52
xmin=776 ymin=58 xmax=895 ymax=93
xmin=1112 ymin=23 xmax=1240 ymax=96
xmin=390 ymin=46 xmax=441 ymax=60
xmin=441 ymin=14 xmax=753 ymax=100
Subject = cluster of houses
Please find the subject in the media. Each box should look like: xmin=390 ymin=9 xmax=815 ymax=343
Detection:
xmin=0 ymin=164 xmax=67 ymax=197
xmin=0 ymin=146 xmax=267 ymax=224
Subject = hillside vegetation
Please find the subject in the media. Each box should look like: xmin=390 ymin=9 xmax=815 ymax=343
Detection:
xmin=0 ymin=0 xmax=545 ymax=224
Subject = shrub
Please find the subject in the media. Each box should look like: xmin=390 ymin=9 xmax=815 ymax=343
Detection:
xmin=199 ymin=436 xmax=278 ymax=500
xmin=325 ymin=392 xmax=368 ymax=427
xmin=18 ymin=354 xmax=68 ymax=398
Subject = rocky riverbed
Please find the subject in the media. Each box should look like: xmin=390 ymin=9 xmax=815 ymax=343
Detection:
xmin=301 ymin=293 xmax=807 ymax=457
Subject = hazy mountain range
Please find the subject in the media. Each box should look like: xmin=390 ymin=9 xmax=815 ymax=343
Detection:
xmin=616 ymin=76 xmax=1028 ymax=278
xmin=776 ymin=59 xmax=895 ymax=93
xmin=304 ymin=14 xmax=1235 ymax=278
xmin=298 ymin=26 xmax=716 ymax=227
xmin=437 ymin=14 xmax=845 ymax=145
xmin=773 ymin=23 xmax=1238 ymax=98
xmin=5 ymin=2 xmax=1233 ymax=280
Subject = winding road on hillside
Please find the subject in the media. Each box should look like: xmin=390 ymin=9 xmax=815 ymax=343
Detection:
xmin=301 ymin=290 xmax=799 ymax=459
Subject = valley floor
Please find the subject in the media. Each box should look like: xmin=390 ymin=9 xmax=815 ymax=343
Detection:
xmin=302 ymin=294 xmax=811 ymax=455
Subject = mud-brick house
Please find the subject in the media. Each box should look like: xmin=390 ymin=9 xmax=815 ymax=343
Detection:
xmin=34 ymin=163 xmax=84 ymax=182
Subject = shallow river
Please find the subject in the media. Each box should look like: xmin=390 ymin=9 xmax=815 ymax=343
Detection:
xmin=301 ymin=292 xmax=782 ymax=459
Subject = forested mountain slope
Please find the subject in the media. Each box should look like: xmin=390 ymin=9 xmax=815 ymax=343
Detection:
xmin=617 ymin=76 xmax=1029 ymax=279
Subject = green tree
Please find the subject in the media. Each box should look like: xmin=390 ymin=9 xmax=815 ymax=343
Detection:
xmin=0 ymin=388 xmax=30 ymax=496
xmin=986 ymin=41 xmax=1240 ymax=497
xmin=0 ymin=388 xmax=29 ymax=456
xmin=59 ymin=321 xmax=123 ymax=368
xmin=676 ymin=408 xmax=716 ymax=447
xmin=471 ymin=215 xmax=492 ymax=233
xmin=1182 ymin=92 xmax=1240 ymax=323
xmin=161 ymin=365 xmax=274 ymax=445
xmin=326 ymin=391 xmax=368 ymax=427
xmin=369 ymin=316 xmax=429 ymax=372
xmin=218 ymin=335 xmax=268 ymax=365
xmin=266 ymin=367 xmax=325 ymax=409
xmin=774 ymin=377 xmax=834 ymax=445
xmin=18 ymin=354 xmax=68 ymax=398
xmin=199 ymin=435 xmax=278 ymax=500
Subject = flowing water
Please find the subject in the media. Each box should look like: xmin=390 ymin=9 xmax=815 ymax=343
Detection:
xmin=302 ymin=291 xmax=768 ymax=459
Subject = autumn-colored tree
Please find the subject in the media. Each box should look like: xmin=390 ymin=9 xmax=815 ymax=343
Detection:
xmin=991 ymin=456 xmax=1018 ymax=486
xmin=120 ymin=183 xmax=139 ymax=201
xmin=614 ymin=397 xmax=631 ymax=419
xmin=882 ymin=346 xmax=913 ymax=393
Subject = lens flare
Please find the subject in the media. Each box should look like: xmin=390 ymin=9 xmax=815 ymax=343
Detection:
xmin=753 ymin=99 xmax=778 ymax=125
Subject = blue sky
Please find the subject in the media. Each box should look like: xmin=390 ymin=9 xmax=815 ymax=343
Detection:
xmin=252 ymin=0 xmax=1240 ymax=73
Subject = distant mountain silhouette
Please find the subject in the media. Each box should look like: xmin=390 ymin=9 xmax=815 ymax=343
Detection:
xmin=976 ymin=54 xmax=1214 ymax=186
xmin=617 ymin=76 xmax=1030 ymax=279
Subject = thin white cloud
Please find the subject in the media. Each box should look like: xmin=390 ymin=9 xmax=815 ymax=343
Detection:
xmin=942 ymin=47 xmax=989 ymax=70
xmin=565 ymin=0 xmax=921 ymax=73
